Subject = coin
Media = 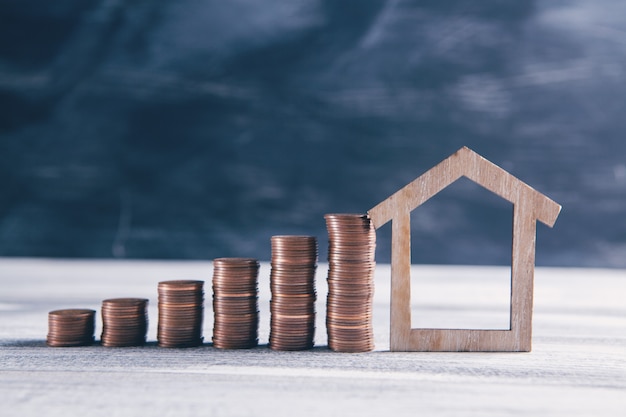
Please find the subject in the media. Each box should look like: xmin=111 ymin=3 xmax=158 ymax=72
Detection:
xmin=324 ymin=213 xmax=376 ymax=353
xmin=212 ymin=258 xmax=260 ymax=349
xmin=100 ymin=298 xmax=148 ymax=347
xmin=47 ymin=309 xmax=96 ymax=347
xmin=268 ymin=235 xmax=317 ymax=351
xmin=157 ymin=280 xmax=204 ymax=348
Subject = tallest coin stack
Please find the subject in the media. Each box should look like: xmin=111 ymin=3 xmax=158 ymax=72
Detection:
xmin=324 ymin=213 xmax=376 ymax=352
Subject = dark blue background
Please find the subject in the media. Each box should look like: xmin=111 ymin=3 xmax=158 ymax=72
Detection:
xmin=1 ymin=0 xmax=625 ymax=267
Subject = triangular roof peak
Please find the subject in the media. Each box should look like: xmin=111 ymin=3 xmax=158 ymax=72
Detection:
xmin=369 ymin=146 xmax=561 ymax=229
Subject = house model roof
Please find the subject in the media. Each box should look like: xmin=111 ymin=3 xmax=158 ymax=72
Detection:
xmin=369 ymin=146 xmax=561 ymax=229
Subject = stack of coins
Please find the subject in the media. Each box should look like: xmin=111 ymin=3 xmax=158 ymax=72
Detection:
xmin=47 ymin=309 xmax=96 ymax=347
xmin=212 ymin=258 xmax=260 ymax=349
xmin=101 ymin=298 xmax=149 ymax=347
xmin=269 ymin=235 xmax=317 ymax=351
xmin=157 ymin=280 xmax=204 ymax=348
xmin=325 ymin=213 xmax=376 ymax=352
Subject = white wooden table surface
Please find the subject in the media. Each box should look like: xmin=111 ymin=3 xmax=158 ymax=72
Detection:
xmin=1 ymin=258 xmax=624 ymax=416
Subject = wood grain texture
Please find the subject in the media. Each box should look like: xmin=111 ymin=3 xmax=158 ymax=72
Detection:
xmin=368 ymin=147 xmax=562 ymax=352
xmin=390 ymin=209 xmax=411 ymax=350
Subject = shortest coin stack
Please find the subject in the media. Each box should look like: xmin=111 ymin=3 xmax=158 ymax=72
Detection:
xmin=269 ymin=235 xmax=317 ymax=351
xmin=47 ymin=309 xmax=96 ymax=347
xmin=212 ymin=258 xmax=259 ymax=349
xmin=101 ymin=298 xmax=149 ymax=347
xmin=157 ymin=280 xmax=204 ymax=348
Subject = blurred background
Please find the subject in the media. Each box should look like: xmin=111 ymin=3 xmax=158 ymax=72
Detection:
xmin=0 ymin=0 xmax=624 ymax=267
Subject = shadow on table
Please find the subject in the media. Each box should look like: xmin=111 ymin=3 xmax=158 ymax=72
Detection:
xmin=1 ymin=339 xmax=48 ymax=348
xmin=0 ymin=340 xmax=338 ymax=353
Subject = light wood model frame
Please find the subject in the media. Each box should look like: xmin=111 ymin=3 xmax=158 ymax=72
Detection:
xmin=368 ymin=147 xmax=561 ymax=352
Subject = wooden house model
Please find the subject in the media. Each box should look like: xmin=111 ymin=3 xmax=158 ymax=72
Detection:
xmin=368 ymin=147 xmax=561 ymax=352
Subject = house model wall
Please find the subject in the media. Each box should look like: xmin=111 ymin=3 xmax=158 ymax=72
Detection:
xmin=368 ymin=147 xmax=561 ymax=352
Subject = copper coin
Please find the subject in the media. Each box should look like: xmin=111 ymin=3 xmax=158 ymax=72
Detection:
xmin=157 ymin=281 xmax=204 ymax=348
xmin=213 ymin=257 xmax=259 ymax=266
xmin=270 ymin=297 xmax=316 ymax=308
xmin=102 ymin=297 xmax=148 ymax=306
xmin=212 ymin=257 xmax=260 ymax=345
xmin=47 ymin=309 xmax=96 ymax=347
xmin=158 ymin=280 xmax=204 ymax=291
xmin=212 ymin=340 xmax=258 ymax=349
xmin=101 ymin=298 xmax=148 ymax=347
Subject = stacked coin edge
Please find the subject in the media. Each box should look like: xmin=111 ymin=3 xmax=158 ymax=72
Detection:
xmin=101 ymin=298 xmax=149 ymax=347
xmin=157 ymin=280 xmax=204 ymax=348
xmin=269 ymin=235 xmax=317 ymax=351
xmin=325 ymin=213 xmax=376 ymax=353
xmin=212 ymin=258 xmax=260 ymax=349
xmin=47 ymin=308 xmax=96 ymax=347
